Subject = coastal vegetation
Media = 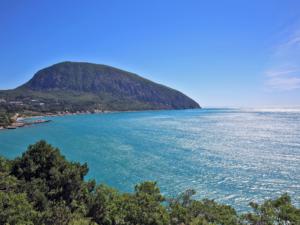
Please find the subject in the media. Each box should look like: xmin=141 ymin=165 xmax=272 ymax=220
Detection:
xmin=0 ymin=141 xmax=299 ymax=225
xmin=0 ymin=111 xmax=51 ymax=129
xmin=0 ymin=112 xmax=13 ymax=128
xmin=0 ymin=62 xmax=200 ymax=115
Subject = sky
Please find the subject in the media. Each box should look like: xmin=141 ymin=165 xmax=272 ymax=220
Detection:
xmin=0 ymin=0 xmax=300 ymax=107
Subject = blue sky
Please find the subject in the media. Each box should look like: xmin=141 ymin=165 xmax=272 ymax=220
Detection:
xmin=0 ymin=0 xmax=300 ymax=107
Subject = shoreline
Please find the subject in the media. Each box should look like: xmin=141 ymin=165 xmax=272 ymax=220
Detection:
xmin=0 ymin=118 xmax=52 ymax=130
xmin=0 ymin=110 xmax=131 ymax=130
xmin=0 ymin=108 xmax=202 ymax=131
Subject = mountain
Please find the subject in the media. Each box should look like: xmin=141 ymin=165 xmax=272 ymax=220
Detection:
xmin=0 ymin=62 xmax=200 ymax=113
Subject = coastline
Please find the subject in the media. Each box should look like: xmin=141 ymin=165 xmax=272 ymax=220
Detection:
xmin=0 ymin=108 xmax=202 ymax=131
xmin=0 ymin=118 xmax=52 ymax=130
xmin=0 ymin=110 xmax=134 ymax=130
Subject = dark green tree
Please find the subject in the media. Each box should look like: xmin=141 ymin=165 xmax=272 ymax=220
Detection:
xmin=122 ymin=181 xmax=170 ymax=225
xmin=169 ymin=189 xmax=239 ymax=225
xmin=0 ymin=112 xmax=12 ymax=127
xmin=88 ymin=184 xmax=125 ymax=225
xmin=242 ymin=193 xmax=300 ymax=225
xmin=11 ymin=140 xmax=91 ymax=208
xmin=0 ymin=192 xmax=39 ymax=225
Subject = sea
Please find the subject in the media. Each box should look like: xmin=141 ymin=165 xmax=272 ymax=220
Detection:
xmin=0 ymin=108 xmax=299 ymax=211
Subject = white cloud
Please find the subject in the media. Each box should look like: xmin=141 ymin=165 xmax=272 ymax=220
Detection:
xmin=266 ymin=69 xmax=298 ymax=77
xmin=265 ymin=27 xmax=300 ymax=91
xmin=266 ymin=69 xmax=300 ymax=91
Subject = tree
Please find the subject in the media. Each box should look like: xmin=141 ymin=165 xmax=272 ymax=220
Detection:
xmin=242 ymin=193 xmax=300 ymax=225
xmin=0 ymin=157 xmax=19 ymax=193
xmin=88 ymin=184 xmax=125 ymax=225
xmin=122 ymin=181 xmax=170 ymax=225
xmin=88 ymin=182 xmax=170 ymax=225
xmin=11 ymin=140 xmax=91 ymax=209
xmin=0 ymin=112 xmax=12 ymax=127
xmin=169 ymin=189 xmax=239 ymax=225
xmin=0 ymin=192 xmax=39 ymax=225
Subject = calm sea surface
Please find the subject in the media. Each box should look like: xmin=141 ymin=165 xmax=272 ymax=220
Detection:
xmin=0 ymin=108 xmax=299 ymax=211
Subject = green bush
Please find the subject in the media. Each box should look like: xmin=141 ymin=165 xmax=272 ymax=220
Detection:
xmin=0 ymin=112 xmax=12 ymax=127
xmin=0 ymin=192 xmax=39 ymax=225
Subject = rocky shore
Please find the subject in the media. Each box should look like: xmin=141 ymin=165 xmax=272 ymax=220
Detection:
xmin=0 ymin=108 xmax=163 ymax=130
xmin=2 ymin=119 xmax=51 ymax=130
xmin=0 ymin=110 xmax=112 ymax=130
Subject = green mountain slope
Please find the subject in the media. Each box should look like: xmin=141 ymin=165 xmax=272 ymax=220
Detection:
xmin=0 ymin=61 xmax=200 ymax=113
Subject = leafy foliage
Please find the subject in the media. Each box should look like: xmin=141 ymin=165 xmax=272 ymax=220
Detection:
xmin=0 ymin=140 xmax=299 ymax=224
xmin=0 ymin=112 xmax=13 ymax=127
xmin=243 ymin=193 xmax=300 ymax=225
xmin=0 ymin=192 xmax=39 ymax=225
xmin=169 ymin=189 xmax=239 ymax=225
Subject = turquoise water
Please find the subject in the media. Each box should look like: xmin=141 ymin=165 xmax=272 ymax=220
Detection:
xmin=0 ymin=108 xmax=299 ymax=211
